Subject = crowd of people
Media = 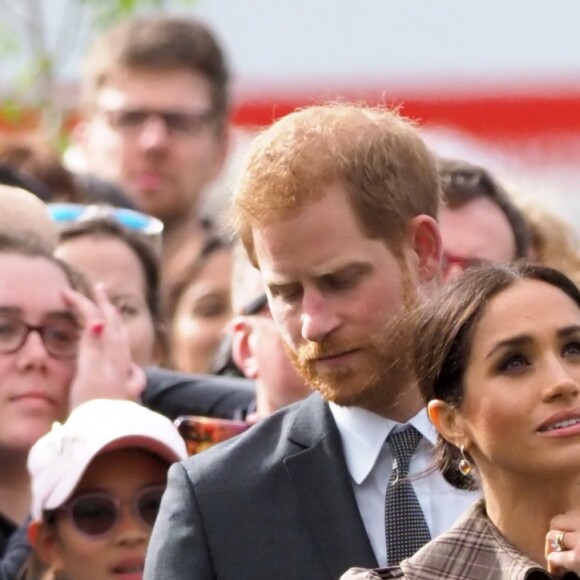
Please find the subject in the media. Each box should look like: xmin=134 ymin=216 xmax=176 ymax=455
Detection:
xmin=1 ymin=11 xmax=580 ymax=580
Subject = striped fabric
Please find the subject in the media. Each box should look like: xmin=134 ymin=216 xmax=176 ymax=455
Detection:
xmin=341 ymin=500 xmax=578 ymax=580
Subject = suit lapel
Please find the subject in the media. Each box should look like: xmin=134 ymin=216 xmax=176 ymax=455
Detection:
xmin=284 ymin=394 xmax=378 ymax=578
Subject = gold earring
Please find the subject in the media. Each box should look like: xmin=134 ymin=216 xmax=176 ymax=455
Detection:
xmin=458 ymin=445 xmax=472 ymax=476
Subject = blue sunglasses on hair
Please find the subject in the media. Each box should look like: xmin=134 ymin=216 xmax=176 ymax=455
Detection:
xmin=48 ymin=203 xmax=164 ymax=237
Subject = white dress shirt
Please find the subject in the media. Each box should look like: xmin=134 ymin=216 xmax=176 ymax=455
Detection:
xmin=329 ymin=403 xmax=478 ymax=566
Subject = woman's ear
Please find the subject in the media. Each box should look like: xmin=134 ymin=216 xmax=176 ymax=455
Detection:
xmin=428 ymin=399 xmax=469 ymax=447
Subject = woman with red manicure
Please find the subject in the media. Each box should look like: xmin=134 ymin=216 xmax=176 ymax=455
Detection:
xmin=0 ymin=232 xmax=143 ymax=574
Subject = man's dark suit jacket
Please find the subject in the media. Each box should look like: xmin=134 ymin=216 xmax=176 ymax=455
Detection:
xmin=142 ymin=366 xmax=256 ymax=420
xmin=144 ymin=392 xmax=378 ymax=580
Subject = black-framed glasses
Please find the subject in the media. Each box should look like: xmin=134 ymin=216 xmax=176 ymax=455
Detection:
xmin=57 ymin=485 xmax=165 ymax=538
xmin=0 ymin=315 xmax=80 ymax=359
xmin=100 ymin=107 xmax=216 ymax=137
xmin=241 ymin=294 xmax=269 ymax=316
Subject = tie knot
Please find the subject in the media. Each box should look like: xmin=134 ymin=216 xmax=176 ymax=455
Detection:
xmin=387 ymin=426 xmax=422 ymax=476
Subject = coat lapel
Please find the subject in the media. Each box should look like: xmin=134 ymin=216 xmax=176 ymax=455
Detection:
xmin=284 ymin=394 xmax=378 ymax=578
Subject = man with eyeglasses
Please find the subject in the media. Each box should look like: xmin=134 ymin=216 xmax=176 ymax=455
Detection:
xmin=438 ymin=158 xmax=531 ymax=281
xmin=74 ymin=16 xmax=230 ymax=287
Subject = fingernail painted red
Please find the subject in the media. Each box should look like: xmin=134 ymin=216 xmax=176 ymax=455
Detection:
xmin=90 ymin=322 xmax=104 ymax=336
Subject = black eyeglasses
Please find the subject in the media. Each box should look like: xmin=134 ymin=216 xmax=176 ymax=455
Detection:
xmin=0 ymin=315 xmax=80 ymax=359
xmin=101 ymin=107 xmax=216 ymax=137
xmin=241 ymin=294 xmax=269 ymax=316
xmin=57 ymin=485 xmax=165 ymax=538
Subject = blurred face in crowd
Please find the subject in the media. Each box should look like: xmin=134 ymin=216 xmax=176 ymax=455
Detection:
xmin=36 ymin=448 xmax=168 ymax=580
xmin=79 ymin=67 xmax=228 ymax=224
xmin=252 ymin=313 xmax=311 ymax=409
xmin=170 ymin=246 xmax=233 ymax=374
xmin=439 ymin=198 xmax=516 ymax=281
xmin=0 ymin=254 xmax=76 ymax=455
xmin=56 ymin=234 xmax=157 ymax=366
xmin=233 ymin=295 xmax=311 ymax=416
xmin=253 ymin=183 xmax=438 ymax=415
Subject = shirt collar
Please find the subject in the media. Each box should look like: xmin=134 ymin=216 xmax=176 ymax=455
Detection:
xmin=329 ymin=403 xmax=438 ymax=485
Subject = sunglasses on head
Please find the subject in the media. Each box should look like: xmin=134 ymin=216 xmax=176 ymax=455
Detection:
xmin=56 ymin=485 xmax=165 ymax=539
xmin=48 ymin=203 xmax=164 ymax=238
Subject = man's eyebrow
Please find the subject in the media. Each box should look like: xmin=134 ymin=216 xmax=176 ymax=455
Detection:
xmin=319 ymin=262 xmax=372 ymax=278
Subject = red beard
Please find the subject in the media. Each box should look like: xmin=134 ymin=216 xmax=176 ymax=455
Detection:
xmin=286 ymin=316 xmax=415 ymax=412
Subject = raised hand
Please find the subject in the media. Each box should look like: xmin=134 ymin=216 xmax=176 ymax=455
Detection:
xmin=64 ymin=282 xmax=145 ymax=409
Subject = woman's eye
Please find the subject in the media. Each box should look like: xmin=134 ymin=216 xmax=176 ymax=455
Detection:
xmin=564 ymin=340 xmax=580 ymax=357
xmin=113 ymin=298 xmax=140 ymax=317
xmin=497 ymin=353 xmax=529 ymax=373
xmin=191 ymin=295 xmax=229 ymax=318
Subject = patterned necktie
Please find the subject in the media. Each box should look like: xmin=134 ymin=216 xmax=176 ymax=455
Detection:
xmin=384 ymin=425 xmax=431 ymax=566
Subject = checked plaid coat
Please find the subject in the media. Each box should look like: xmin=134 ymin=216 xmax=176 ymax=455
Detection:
xmin=341 ymin=500 xmax=579 ymax=580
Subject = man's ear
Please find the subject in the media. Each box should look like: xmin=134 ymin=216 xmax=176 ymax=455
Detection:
xmin=29 ymin=520 xmax=63 ymax=570
xmin=407 ymin=215 xmax=442 ymax=284
xmin=231 ymin=317 xmax=259 ymax=379
xmin=428 ymin=399 xmax=470 ymax=448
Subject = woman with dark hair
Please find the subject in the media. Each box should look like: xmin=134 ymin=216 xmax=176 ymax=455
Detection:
xmin=55 ymin=218 xmax=166 ymax=366
xmin=165 ymin=235 xmax=233 ymax=374
xmin=0 ymin=231 xmax=142 ymax=576
xmin=343 ymin=263 xmax=580 ymax=579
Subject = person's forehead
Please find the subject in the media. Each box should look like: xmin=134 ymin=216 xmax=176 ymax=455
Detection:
xmin=251 ymin=189 xmax=375 ymax=279
xmin=472 ymin=279 xmax=580 ymax=349
xmin=93 ymin=67 xmax=214 ymax=110
xmin=57 ymin=235 xmax=146 ymax=289
xmin=0 ymin=254 xmax=72 ymax=316
xmin=439 ymin=198 xmax=516 ymax=263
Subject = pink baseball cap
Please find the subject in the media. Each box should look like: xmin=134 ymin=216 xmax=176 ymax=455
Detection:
xmin=28 ymin=398 xmax=187 ymax=520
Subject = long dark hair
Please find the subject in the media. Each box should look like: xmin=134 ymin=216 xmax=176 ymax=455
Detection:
xmin=410 ymin=262 xmax=580 ymax=489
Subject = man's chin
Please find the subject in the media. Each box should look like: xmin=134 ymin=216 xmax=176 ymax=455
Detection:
xmin=310 ymin=372 xmax=370 ymax=407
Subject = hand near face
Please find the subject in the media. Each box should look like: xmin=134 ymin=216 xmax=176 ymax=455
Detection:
xmin=546 ymin=512 xmax=580 ymax=576
xmin=65 ymin=283 xmax=145 ymax=409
